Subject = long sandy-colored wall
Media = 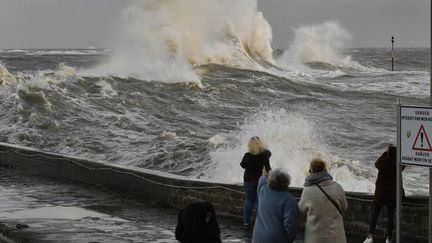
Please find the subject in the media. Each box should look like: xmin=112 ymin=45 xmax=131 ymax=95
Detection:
xmin=0 ymin=143 xmax=427 ymax=242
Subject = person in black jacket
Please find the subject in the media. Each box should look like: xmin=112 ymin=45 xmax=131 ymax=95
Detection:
xmin=175 ymin=201 xmax=221 ymax=243
xmin=240 ymin=136 xmax=271 ymax=229
xmin=363 ymin=144 xmax=406 ymax=243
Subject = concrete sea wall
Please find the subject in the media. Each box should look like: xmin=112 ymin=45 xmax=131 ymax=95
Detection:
xmin=0 ymin=142 xmax=428 ymax=242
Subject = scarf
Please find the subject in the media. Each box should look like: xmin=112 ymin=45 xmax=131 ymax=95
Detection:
xmin=304 ymin=171 xmax=333 ymax=186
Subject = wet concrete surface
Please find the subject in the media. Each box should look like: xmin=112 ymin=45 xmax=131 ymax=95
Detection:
xmin=0 ymin=168 xmax=251 ymax=242
xmin=0 ymin=168 xmax=369 ymax=243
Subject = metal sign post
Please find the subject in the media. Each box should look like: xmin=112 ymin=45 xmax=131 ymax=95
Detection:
xmin=398 ymin=105 xmax=432 ymax=243
xmin=391 ymin=36 xmax=395 ymax=71
xmin=396 ymin=101 xmax=401 ymax=243
xmin=429 ymin=8 xmax=432 ymax=242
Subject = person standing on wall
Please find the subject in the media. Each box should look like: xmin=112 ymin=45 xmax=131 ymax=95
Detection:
xmin=299 ymin=158 xmax=348 ymax=243
xmin=240 ymin=136 xmax=272 ymax=230
xmin=363 ymin=144 xmax=406 ymax=243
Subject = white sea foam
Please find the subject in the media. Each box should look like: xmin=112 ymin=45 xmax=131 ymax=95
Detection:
xmin=96 ymin=80 xmax=118 ymax=97
xmin=208 ymin=134 xmax=226 ymax=148
xmin=84 ymin=0 xmax=274 ymax=84
xmin=317 ymin=70 xmax=429 ymax=97
xmin=278 ymin=21 xmax=353 ymax=68
xmin=56 ymin=63 xmax=77 ymax=79
xmin=208 ymin=109 xmax=328 ymax=186
xmin=160 ymin=131 xmax=177 ymax=140
xmin=330 ymin=165 xmax=374 ymax=193
xmin=1 ymin=49 xmax=29 ymax=53
xmin=26 ymin=49 xmax=108 ymax=55
xmin=0 ymin=63 xmax=76 ymax=92
xmin=208 ymin=108 xmax=374 ymax=192
xmin=0 ymin=63 xmax=16 ymax=84
xmin=273 ymin=21 xmax=391 ymax=84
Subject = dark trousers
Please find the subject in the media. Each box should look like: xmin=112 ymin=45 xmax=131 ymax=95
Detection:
xmin=368 ymin=203 xmax=396 ymax=238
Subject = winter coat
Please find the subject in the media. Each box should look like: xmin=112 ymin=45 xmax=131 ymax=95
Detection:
xmin=298 ymin=179 xmax=348 ymax=243
xmin=240 ymin=150 xmax=271 ymax=182
xmin=175 ymin=201 xmax=221 ymax=243
xmin=374 ymin=149 xmax=400 ymax=206
xmin=252 ymin=176 xmax=299 ymax=243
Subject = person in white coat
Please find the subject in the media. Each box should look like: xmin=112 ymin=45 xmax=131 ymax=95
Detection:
xmin=298 ymin=158 xmax=348 ymax=243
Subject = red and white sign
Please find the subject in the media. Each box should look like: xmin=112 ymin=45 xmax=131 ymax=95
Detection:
xmin=400 ymin=106 xmax=432 ymax=166
xmin=411 ymin=124 xmax=432 ymax=151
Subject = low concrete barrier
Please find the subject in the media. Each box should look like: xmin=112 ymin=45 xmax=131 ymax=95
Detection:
xmin=0 ymin=142 xmax=427 ymax=242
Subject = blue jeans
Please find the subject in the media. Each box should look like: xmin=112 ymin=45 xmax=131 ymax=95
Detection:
xmin=243 ymin=181 xmax=258 ymax=225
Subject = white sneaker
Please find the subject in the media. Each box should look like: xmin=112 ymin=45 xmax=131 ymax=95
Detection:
xmin=385 ymin=238 xmax=392 ymax=243
xmin=363 ymin=236 xmax=374 ymax=243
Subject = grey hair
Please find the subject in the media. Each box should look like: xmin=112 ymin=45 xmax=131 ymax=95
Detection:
xmin=268 ymin=169 xmax=291 ymax=191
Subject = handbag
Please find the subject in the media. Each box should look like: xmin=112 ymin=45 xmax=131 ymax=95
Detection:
xmin=315 ymin=183 xmax=343 ymax=215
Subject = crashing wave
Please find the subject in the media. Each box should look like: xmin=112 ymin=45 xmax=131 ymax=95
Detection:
xmin=0 ymin=63 xmax=16 ymax=84
xmin=0 ymin=63 xmax=76 ymax=88
xmin=278 ymin=21 xmax=353 ymax=68
xmin=0 ymin=63 xmax=33 ymax=85
xmin=84 ymin=0 xmax=274 ymax=84
xmin=207 ymin=108 xmax=375 ymax=192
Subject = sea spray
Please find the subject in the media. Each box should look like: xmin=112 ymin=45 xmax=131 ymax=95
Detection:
xmin=0 ymin=63 xmax=76 ymax=89
xmin=208 ymin=108 xmax=374 ymax=191
xmin=84 ymin=0 xmax=274 ymax=83
xmin=277 ymin=21 xmax=354 ymax=68
xmin=208 ymin=109 xmax=328 ymax=186
xmin=0 ymin=63 xmax=16 ymax=84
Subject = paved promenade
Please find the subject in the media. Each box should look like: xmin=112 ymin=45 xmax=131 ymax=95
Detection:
xmin=0 ymin=168 xmax=369 ymax=243
xmin=0 ymin=168 xmax=253 ymax=242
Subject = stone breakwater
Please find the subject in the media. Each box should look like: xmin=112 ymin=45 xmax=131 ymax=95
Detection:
xmin=0 ymin=142 xmax=428 ymax=242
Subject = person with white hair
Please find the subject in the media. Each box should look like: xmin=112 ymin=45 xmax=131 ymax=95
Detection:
xmin=252 ymin=167 xmax=299 ymax=243
xmin=240 ymin=136 xmax=272 ymax=230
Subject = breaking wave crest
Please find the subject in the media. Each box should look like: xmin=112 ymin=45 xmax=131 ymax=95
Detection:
xmin=278 ymin=21 xmax=353 ymax=68
xmin=0 ymin=63 xmax=77 ymax=87
xmin=84 ymin=0 xmax=274 ymax=84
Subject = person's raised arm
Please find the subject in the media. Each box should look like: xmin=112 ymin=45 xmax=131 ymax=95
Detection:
xmin=262 ymin=166 xmax=269 ymax=177
xmin=257 ymin=167 xmax=269 ymax=194
xmin=264 ymin=150 xmax=272 ymax=172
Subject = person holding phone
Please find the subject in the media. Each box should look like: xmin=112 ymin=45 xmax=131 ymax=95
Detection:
xmin=252 ymin=167 xmax=299 ymax=243
xmin=240 ymin=136 xmax=272 ymax=230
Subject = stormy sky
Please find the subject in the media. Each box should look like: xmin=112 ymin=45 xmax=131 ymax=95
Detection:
xmin=0 ymin=0 xmax=429 ymax=48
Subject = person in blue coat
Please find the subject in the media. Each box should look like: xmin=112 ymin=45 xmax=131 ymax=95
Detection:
xmin=252 ymin=167 xmax=299 ymax=243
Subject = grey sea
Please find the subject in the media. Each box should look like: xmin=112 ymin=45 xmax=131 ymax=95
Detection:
xmin=0 ymin=48 xmax=430 ymax=195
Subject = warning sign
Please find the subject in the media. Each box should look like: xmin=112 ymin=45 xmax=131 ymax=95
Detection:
xmin=411 ymin=125 xmax=432 ymax=151
xmin=400 ymin=106 xmax=432 ymax=166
